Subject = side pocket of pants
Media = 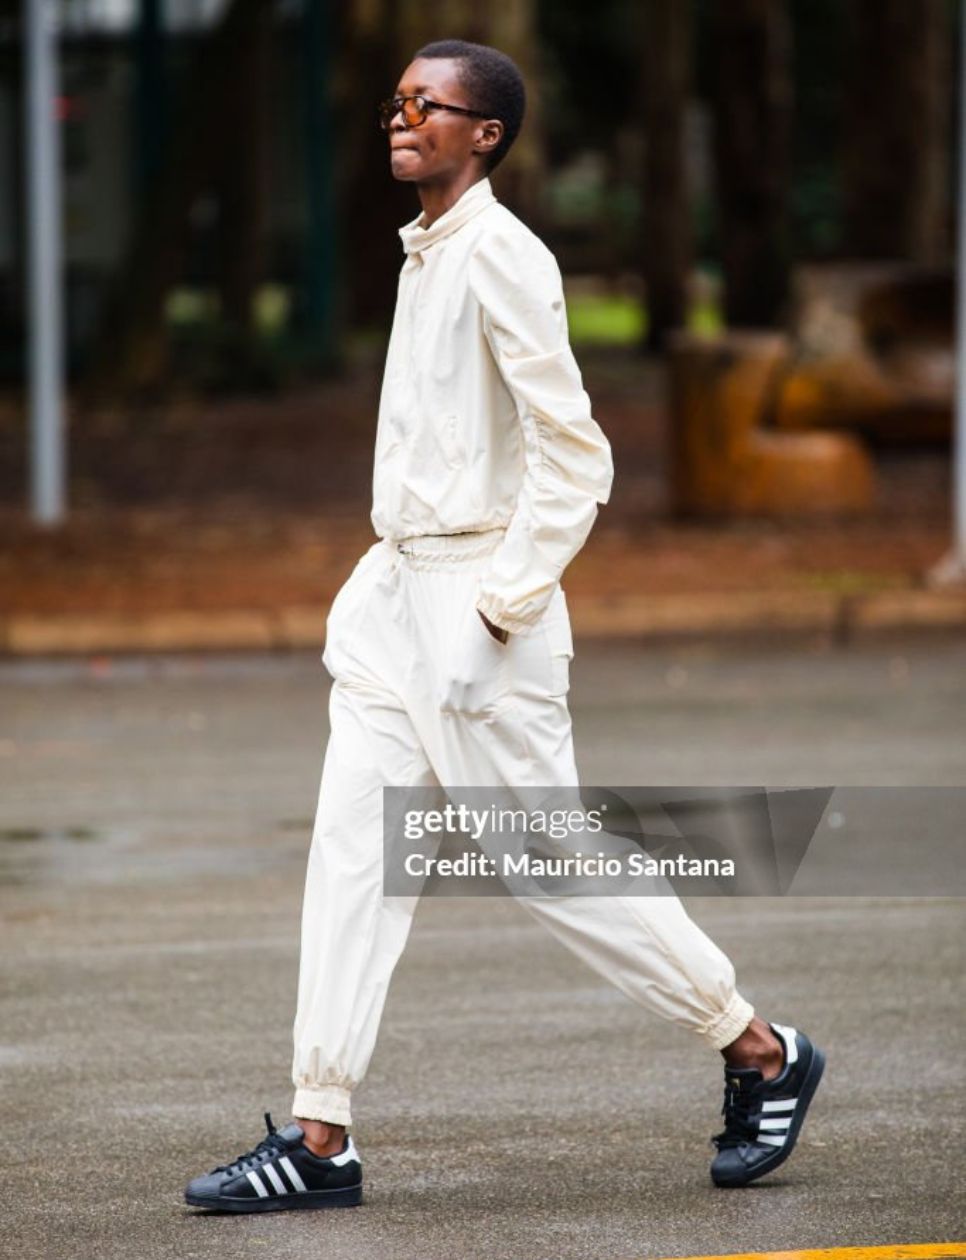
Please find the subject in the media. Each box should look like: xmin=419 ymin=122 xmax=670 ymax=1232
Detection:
xmin=323 ymin=542 xmax=386 ymax=674
xmin=545 ymin=587 xmax=575 ymax=697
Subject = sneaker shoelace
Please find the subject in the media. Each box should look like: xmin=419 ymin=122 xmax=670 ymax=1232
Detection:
xmin=210 ymin=1112 xmax=292 ymax=1175
xmin=711 ymin=1080 xmax=763 ymax=1151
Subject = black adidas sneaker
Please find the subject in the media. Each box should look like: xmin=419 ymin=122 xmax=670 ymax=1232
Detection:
xmin=184 ymin=1112 xmax=362 ymax=1212
xmin=710 ymin=1022 xmax=825 ymax=1188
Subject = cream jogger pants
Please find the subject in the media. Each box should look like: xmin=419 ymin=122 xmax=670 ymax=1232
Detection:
xmin=291 ymin=529 xmax=754 ymax=1126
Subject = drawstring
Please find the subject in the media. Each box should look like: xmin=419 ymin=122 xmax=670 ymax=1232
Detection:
xmin=387 ymin=534 xmax=506 ymax=569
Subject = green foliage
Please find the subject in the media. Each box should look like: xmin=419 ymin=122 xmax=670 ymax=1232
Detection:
xmin=564 ymin=287 xmax=723 ymax=347
xmin=163 ymin=285 xmax=300 ymax=394
xmin=566 ymin=294 xmax=646 ymax=346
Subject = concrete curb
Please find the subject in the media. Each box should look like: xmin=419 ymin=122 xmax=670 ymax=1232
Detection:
xmin=569 ymin=590 xmax=841 ymax=639
xmin=2 ymin=589 xmax=965 ymax=656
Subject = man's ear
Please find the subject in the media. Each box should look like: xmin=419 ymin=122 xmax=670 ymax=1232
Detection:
xmin=474 ymin=118 xmax=504 ymax=161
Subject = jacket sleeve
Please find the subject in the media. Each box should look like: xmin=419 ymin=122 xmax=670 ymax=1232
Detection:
xmin=467 ymin=227 xmax=614 ymax=634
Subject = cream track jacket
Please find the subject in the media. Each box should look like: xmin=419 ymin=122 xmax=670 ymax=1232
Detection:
xmin=370 ymin=175 xmax=614 ymax=634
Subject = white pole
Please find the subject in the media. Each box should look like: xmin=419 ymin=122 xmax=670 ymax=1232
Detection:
xmin=24 ymin=0 xmax=66 ymax=525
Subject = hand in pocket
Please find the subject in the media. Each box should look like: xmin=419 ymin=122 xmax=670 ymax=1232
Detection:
xmin=438 ymin=606 xmax=509 ymax=715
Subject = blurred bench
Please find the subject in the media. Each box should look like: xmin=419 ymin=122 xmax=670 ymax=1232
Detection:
xmin=776 ymin=264 xmax=953 ymax=447
xmin=668 ymin=330 xmax=875 ymax=518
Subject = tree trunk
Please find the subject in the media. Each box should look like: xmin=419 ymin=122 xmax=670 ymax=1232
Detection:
xmin=711 ymin=0 xmax=793 ymax=328
xmin=81 ymin=0 xmax=273 ymax=398
xmin=640 ymin=0 xmax=692 ymax=351
xmin=842 ymin=0 xmax=952 ymax=264
xmin=217 ymin=0 xmax=271 ymax=330
xmin=336 ymin=0 xmax=414 ymax=330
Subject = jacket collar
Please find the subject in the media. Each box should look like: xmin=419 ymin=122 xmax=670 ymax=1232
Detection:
xmin=398 ymin=177 xmax=497 ymax=255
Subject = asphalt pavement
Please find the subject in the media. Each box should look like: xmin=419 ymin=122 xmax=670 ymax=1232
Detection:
xmin=1 ymin=637 xmax=964 ymax=1260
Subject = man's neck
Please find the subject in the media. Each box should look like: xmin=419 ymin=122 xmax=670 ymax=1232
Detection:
xmin=417 ymin=171 xmax=486 ymax=229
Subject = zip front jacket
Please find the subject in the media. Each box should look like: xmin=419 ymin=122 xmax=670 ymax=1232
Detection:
xmin=370 ymin=175 xmax=614 ymax=634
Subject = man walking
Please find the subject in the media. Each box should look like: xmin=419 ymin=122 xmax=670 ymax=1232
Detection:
xmin=185 ymin=39 xmax=824 ymax=1213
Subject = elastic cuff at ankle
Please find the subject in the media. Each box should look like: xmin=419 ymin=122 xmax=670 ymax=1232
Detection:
xmin=292 ymin=1085 xmax=352 ymax=1127
xmin=701 ymin=992 xmax=755 ymax=1051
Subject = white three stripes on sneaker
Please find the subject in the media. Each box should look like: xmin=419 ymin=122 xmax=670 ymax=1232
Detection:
xmin=245 ymin=1159 xmax=305 ymax=1198
xmin=753 ymin=1024 xmax=801 ymax=1148
xmin=757 ymin=1096 xmax=798 ymax=1146
xmin=244 ymin=1140 xmax=360 ymax=1198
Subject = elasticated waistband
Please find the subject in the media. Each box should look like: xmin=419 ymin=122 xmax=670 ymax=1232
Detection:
xmin=386 ymin=527 xmax=506 ymax=567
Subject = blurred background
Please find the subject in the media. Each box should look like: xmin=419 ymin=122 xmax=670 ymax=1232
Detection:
xmin=0 ymin=0 xmax=963 ymax=638
xmin=3 ymin=9 xmax=965 ymax=1256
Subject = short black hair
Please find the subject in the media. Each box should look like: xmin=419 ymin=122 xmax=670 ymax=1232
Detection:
xmin=412 ymin=39 xmax=526 ymax=171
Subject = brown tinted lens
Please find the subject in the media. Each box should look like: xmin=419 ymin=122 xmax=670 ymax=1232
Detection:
xmin=379 ymin=96 xmax=428 ymax=130
xmin=402 ymin=96 xmax=427 ymax=126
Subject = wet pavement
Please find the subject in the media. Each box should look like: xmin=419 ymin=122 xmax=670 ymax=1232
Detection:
xmin=1 ymin=639 xmax=964 ymax=1259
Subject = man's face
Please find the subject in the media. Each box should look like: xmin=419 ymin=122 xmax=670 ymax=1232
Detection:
xmin=387 ymin=57 xmax=500 ymax=184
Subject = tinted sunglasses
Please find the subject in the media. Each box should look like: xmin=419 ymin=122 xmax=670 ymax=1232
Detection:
xmin=378 ymin=94 xmax=488 ymax=130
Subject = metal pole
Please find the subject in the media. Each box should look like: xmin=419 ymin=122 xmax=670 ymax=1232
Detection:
xmin=25 ymin=0 xmax=66 ymax=525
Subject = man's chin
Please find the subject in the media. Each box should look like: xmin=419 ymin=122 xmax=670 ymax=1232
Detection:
xmin=390 ymin=151 xmax=422 ymax=181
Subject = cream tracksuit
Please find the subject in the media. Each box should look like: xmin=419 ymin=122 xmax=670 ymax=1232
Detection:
xmin=291 ymin=177 xmax=754 ymax=1126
